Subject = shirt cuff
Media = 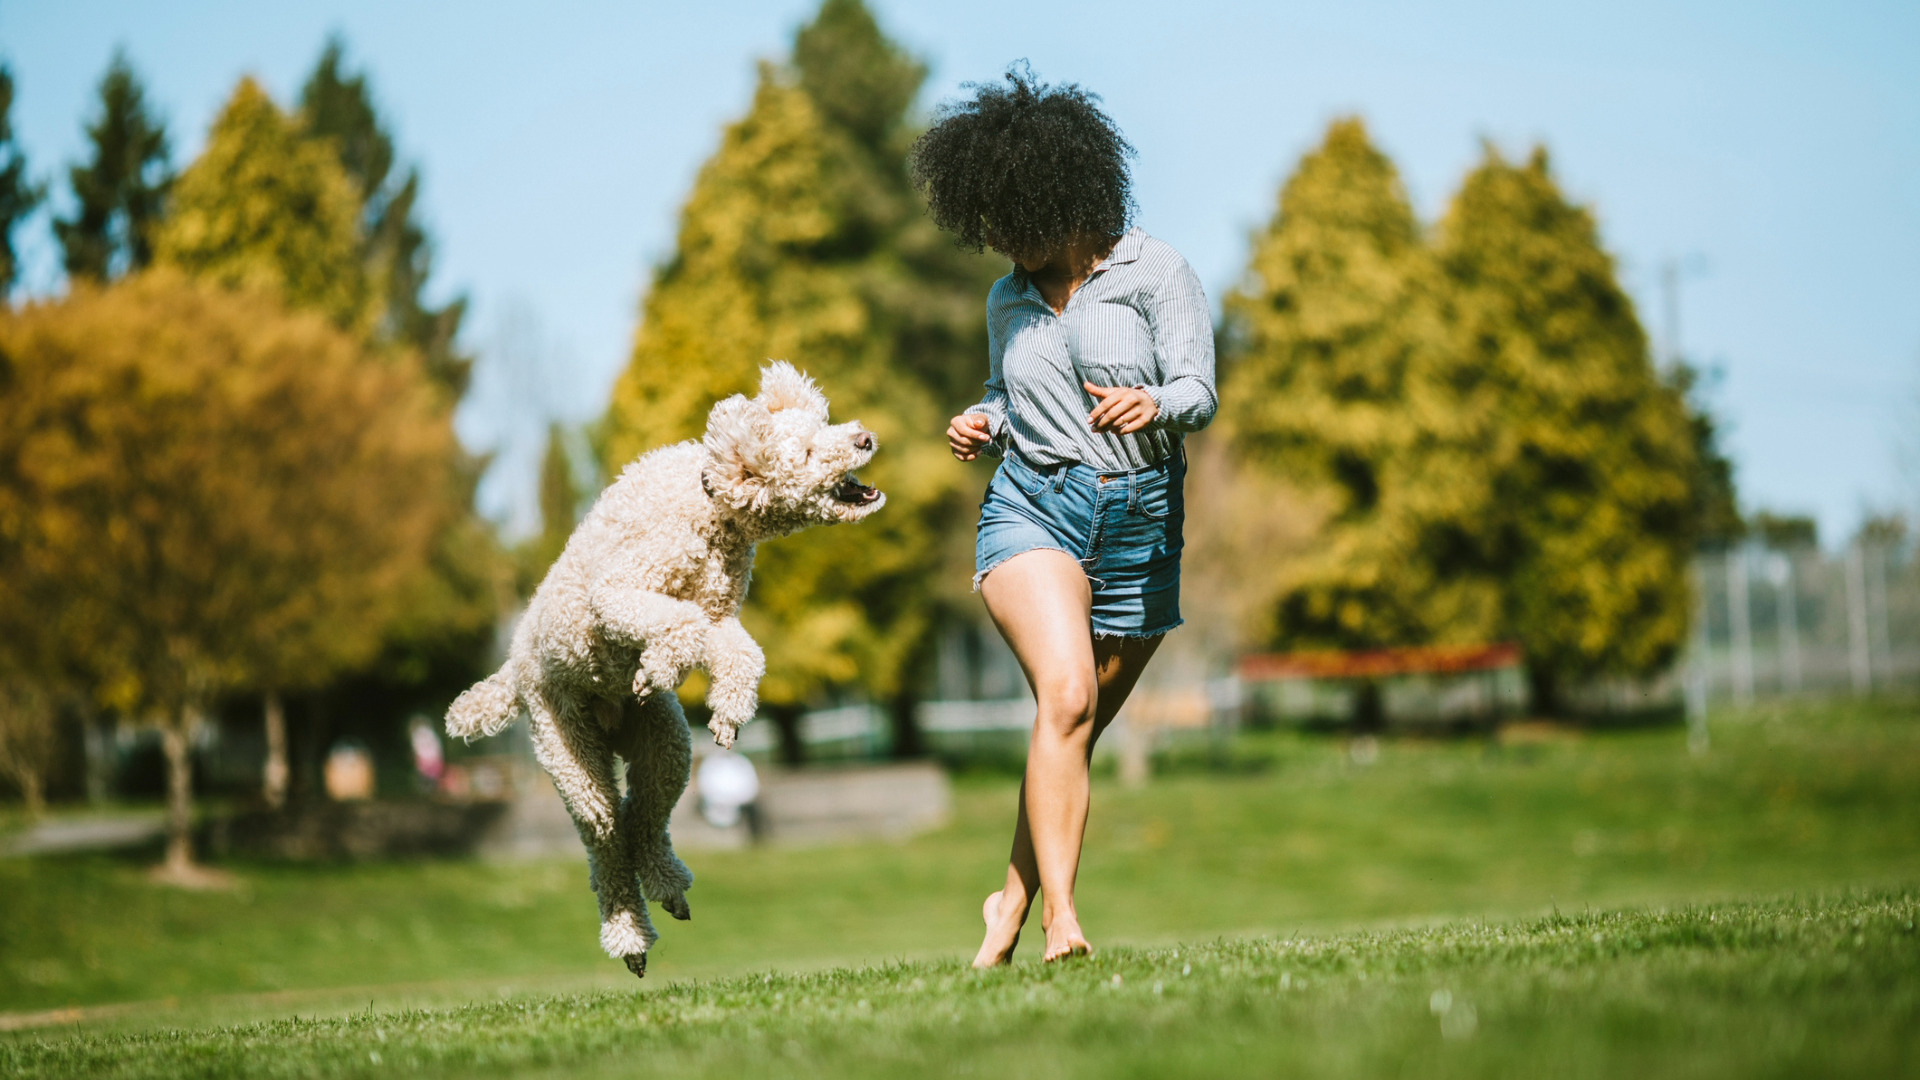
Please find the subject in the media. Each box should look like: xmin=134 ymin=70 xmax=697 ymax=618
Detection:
xmin=1137 ymin=384 xmax=1165 ymax=428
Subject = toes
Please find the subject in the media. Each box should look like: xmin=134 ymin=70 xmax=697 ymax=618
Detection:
xmin=662 ymin=895 xmax=691 ymax=921
xmin=624 ymin=953 xmax=647 ymax=979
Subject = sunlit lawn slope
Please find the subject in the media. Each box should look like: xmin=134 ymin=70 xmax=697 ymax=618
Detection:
xmin=4 ymin=890 xmax=1917 ymax=1079
xmin=0 ymin=698 xmax=1915 ymax=1055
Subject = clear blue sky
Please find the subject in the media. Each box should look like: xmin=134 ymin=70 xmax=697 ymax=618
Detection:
xmin=5 ymin=1 xmax=1917 ymax=542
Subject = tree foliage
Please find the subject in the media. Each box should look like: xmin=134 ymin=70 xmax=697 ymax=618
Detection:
xmin=515 ymin=422 xmax=583 ymax=596
xmin=1222 ymin=118 xmax=1500 ymax=652
xmin=54 ymin=51 xmax=172 ymax=284
xmin=152 ymin=68 xmax=504 ymax=757
xmin=1670 ymin=361 xmax=1743 ymax=550
xmin=0 ymin=62 xmax=45 ymax=294
xmin=1227 ymin=126 xmax=1709 ymax=709
xmin=601 ymin=0 xmax=998 ymax=746
xmin=1437 ymin=145 xmax=1699 ymax=705
xmin=155 ymin=78 xmax=371 ymax=333
xmin=0 ymin=273 xmax=451 ymax=859
xmin=300 ymin=38 xmax=471 ymax=395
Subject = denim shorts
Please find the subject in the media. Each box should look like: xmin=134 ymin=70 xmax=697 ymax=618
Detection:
xmin=973 ymin=450 xmax=1186 ymax=639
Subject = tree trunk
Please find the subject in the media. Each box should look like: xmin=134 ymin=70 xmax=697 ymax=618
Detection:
xmin=19 ymin=767 xmax=45 ymax=818
xmin=766 ymin=703 xmax=806 ymax=767
xmin=262 ymin=690 xmax=288 ymax=810
xmin=1352 ymin=680 xmax=1385 ymax=734
xmin=1527 ymin=667 xmax=1562 ymax=719
xmin=160 ymin=707 xmax=197 ymax=874
xmin=887 ymin=690 xmax=923 ymax=760
xmin=81 ymin=702 xmax=111 ymax=805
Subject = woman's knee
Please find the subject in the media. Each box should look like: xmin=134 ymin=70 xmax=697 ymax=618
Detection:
xmin=1034 ymin=675 xmax=1098 ymax=735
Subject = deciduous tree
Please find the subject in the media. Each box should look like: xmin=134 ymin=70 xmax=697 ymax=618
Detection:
xmin=0 ymin=273 xmax=450 ymax=873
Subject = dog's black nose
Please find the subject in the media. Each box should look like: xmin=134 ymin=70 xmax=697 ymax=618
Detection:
xmin=854 ymin=431 xmax=875 ymax=451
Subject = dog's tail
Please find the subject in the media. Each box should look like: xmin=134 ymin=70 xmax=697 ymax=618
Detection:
xmin=446 ymin=667 xmax=522 ymax=740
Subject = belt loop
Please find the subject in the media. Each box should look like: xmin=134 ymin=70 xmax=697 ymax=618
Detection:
xmin=1127 ymin=468 xmax=1138 ymax=512
xmin=1052 ymin=468 xmax=1067 ymax=494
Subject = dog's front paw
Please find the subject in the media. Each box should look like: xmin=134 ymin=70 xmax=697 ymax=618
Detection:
xmin=659 ymin=894 xmax=691 ymax=921
xmin=632 ymin=663 xmax=677 ymax=699
xmin=708 ymin=718 xmax=739 ymax=749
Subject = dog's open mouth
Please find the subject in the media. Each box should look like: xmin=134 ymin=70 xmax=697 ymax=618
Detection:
xmin=831 ymin=474 xmax=882 ymax=505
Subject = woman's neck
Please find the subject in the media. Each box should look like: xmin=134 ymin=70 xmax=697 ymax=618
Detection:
xmin=1020 ymin=235 xmax=1116 ymax=314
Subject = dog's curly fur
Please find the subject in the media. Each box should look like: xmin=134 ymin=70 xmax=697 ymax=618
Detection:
xmin=446 ymin=363 xmax=884 ymax=976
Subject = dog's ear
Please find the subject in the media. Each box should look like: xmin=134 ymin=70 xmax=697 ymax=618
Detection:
xmin=702 ymin=393 xmax=776 ymax=509
xmin=756 ymin=361 xmax=829 ymax=422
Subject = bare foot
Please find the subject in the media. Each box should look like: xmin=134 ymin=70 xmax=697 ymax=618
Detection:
xmin=1043 ymin=909 xmax=1091 ymax=962
xmin=971 ymin=890 xmax=1024 ymax=968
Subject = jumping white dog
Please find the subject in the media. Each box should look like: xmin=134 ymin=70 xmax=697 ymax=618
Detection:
xmin=446 ymin=363 xmax=884 ymax=977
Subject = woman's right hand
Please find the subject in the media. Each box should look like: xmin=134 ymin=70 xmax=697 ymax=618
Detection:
xmin=947 ymin=413 xmax=994 ymax=461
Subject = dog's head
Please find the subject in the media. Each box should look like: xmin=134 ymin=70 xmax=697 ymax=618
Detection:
xmin=701 ymin=362 xmax=885 ymax=529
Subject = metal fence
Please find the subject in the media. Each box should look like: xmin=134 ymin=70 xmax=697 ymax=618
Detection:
xmin=736 ymin=539 xmax=1919 ymax=762
xmin=1686 ymin=542 xmax=1920 ymax=716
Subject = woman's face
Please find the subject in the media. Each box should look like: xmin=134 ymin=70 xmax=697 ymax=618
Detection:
xmin=983 ymin=225 xmax=1059 ymax=272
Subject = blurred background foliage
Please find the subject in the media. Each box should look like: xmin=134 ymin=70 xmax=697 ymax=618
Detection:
xmin=0 ymin=0 xmax=1748 ymax=821
xmin=1224 ymin=122 xmax=1718 ymax=714
xmin=600 ymin=0 xmax=1003 ymax=759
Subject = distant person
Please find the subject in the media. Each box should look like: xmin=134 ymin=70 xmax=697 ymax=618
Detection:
xmin=910 ymin=66 xmax=1217 ymax=966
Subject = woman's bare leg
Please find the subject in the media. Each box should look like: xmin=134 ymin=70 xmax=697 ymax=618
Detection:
xmin=972 ymin=549 xmax=1164 ymax=966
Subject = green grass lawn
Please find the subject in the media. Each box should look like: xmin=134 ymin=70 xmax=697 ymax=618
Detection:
xmin=4 ymin=891 xmax=1915 ymax=1079
xmin=1 ymin=698 xmax=1917 ymax=1076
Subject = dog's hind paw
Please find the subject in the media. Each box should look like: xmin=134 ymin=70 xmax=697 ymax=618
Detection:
xmin=623 ymin=953 xmax=647 ymax=979
xmin=659 ymin=894 xmax=691 ymax=921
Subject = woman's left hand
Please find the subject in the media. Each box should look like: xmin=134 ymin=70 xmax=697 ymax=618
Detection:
xmin=1084 ymin=382 xmax=1159 ymax=435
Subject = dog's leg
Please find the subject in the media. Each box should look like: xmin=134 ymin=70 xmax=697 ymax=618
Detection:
xmin=702 ymin=616 xmax=766 ymax=748
xmin=526 ymin=687 xmax=655 ymax=976
xmin=611 ymin=692 xmax=695 ymax=922
xmin=589 ymin=586 xmax=710 ymax=698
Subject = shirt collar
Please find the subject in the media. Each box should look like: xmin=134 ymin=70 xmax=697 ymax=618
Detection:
xmin=1101 ymin=227 xmax=1147 ymax=268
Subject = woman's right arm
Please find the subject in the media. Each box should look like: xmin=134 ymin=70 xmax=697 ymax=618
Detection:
xmin=951 ymin=290 xmax=1011 ymax=460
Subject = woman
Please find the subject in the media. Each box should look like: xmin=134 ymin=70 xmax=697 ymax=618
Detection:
xmin=909 ymin=69 xmax=1217 ymax=966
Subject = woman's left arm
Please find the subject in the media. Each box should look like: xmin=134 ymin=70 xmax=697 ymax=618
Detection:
xmin=1139 ymin=258 xmax=1218 ymax=433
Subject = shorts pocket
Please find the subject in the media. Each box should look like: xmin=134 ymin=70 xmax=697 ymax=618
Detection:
xmin=1000 ymin=455 xmax=1053 ymax=498
xmin=1128 ymin=472 xmax=1181 ymax=521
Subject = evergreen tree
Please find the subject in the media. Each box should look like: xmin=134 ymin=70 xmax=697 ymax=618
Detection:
xmin=1438 ymin=145 xmax=1699 ymax=711
xmin=602 ymin=0 xmax=998 ymax=758
xmin=300 ymin=38 xmax=471 ymax=395
xmin=517 ymin=423 xmax=583 ymax=595
xmin=155 ymin=77 xmax=371 ymax=332
xmin=0 ymin=62 xmax=45 ymax=294
xmin=293 ymin=43 xmax=501 ymax=790
xmin=54 ymin=51 xmax=172 ymax=283
xmin=1669 ymin=361 xmax=1743 ymax=550
xmin=1222 ymin=119 xmax=1500 ymax=653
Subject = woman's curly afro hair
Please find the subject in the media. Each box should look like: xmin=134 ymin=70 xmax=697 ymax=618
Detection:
xmin=909 ymin=64 xmax=1135 ymax=259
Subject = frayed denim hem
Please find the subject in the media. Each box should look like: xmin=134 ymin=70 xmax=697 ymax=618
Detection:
xmin=972 ymin=544 xmax=1077 ymax=592
xmin=1093 ymin=617 xmax=1184 ymax=641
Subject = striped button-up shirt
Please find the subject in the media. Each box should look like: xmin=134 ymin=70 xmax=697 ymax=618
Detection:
xmin=965 ymin=227 xmax=1217 ymax=471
